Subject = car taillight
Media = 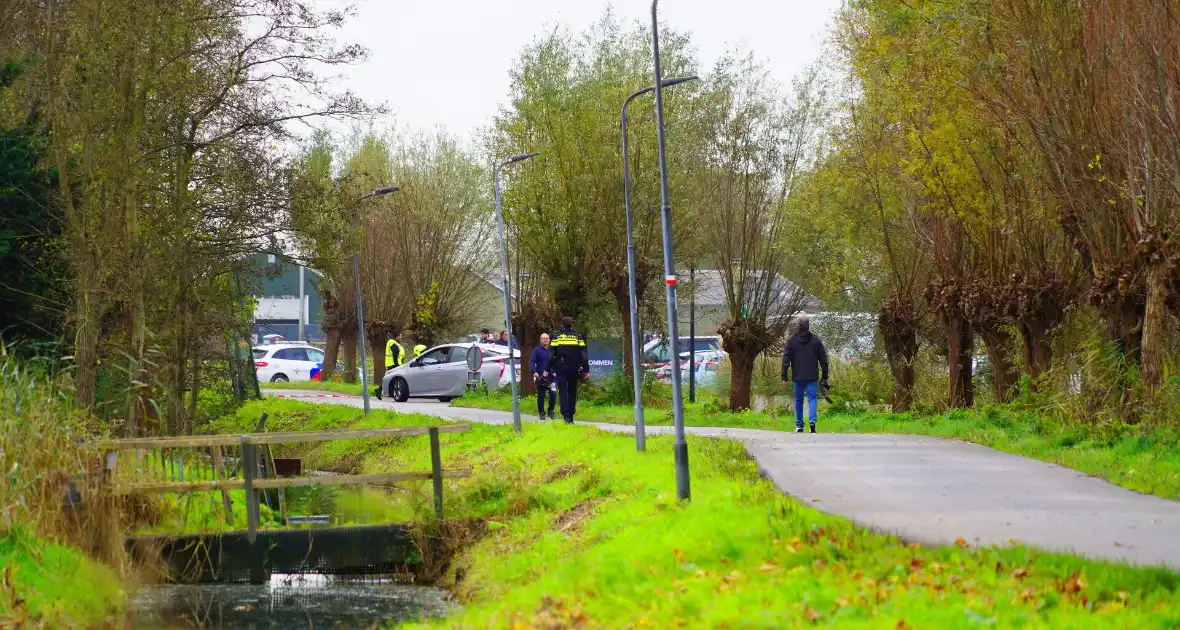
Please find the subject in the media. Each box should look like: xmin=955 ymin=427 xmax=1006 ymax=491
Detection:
xmin=499 ymin=363 xmax=505 ymax=379
xmin=254 ymin=361 xmax=269 ymax=368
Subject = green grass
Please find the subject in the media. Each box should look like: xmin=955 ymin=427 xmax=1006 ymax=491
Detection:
xmin=455 ymin=391 xmax=1180 ymax=501
xmin=261 ymin=380 xmax=366 ymax=396
xmin=222 ymin=399 xmax=1180 ymax=628
xmin=0 ymin=529 xmax=124 ymax=626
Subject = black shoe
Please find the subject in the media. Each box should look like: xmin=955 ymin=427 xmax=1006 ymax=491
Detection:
xmin=374 ymin=387 xmax=382 ymax=401
xmin=548 ymin=412 xmax=556 ymax=420
xmin=539 ymin=413 xmax=546 ymax=421
xmin=565 ymin=417 xmax=574 ymax=424
xmin=794 ymin=427 xmax=804 ymax=433
xmin=810 ymin=424 xmax=817 ymax=434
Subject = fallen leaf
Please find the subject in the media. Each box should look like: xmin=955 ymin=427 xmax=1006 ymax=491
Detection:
xmin=1011 ymin=567 xmax=1031 ymax=579
xmin=811 ymin=498 xmax=822 ymax=503
xmin=954 ymin=537 xmax=970 ymax=548
xmin=759 ymin=563 xmax=779 ymax=572
xmin=1018 ymin=587 xmax=1038 ymax=602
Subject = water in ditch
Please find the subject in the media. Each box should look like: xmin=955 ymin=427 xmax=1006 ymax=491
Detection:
xmin=128 ymin=574 xmax=454 ymax=629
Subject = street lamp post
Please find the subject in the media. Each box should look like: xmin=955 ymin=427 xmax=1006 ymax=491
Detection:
xmin=651 ymin=0 xmax=690 ymax=500
xmin=494 ymin=152 xmax=540 ymax=433
xmin=622 ymin=75 xmax=697 ymax=453
xmin=352 ymin=185 xmax=400 ymax=416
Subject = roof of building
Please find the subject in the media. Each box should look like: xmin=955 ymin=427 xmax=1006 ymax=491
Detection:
xmin=686 ymin=269 xmax=821 ymax=312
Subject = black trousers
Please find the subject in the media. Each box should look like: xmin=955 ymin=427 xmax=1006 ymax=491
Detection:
xmin=556 ymin=372 xmax=580 ymax=420
xmin=536 ymin=377 xmax=556 ymax=416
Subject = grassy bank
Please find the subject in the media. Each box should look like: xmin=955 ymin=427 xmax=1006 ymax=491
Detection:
xmin=455 ymin=390 xmax=1180 ymax=501
xmin=0 ymin=529 xmax=124 ymax=626
xmin=261 ymin=379 xmax=366 ymax=396
xmin=0 ymin=356 xmax=130 ymax=626
xmin=223 ymin=399 xmax=1179 ymax=628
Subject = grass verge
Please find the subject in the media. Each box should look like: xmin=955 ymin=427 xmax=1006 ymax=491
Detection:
xmin=223 ymin=399 xmax=1179 ymax=628
xmin=0 ymin=529 xmax=124 ymax=626
xmin=261 ymin=380 xmax=366 ymax=396
xmin=455 ymin=391 xmax=1180 ymax=501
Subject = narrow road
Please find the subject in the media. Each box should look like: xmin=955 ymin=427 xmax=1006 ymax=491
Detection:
xmin=272 ymin=390 xmax=1180 ymax=570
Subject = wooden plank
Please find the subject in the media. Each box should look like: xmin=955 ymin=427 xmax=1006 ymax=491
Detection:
xmin=103 ymin=423 xmax=471 ymax=450
xmin=118 ymin=468 xmax=474 ymax=494
xmin=242 ymin=424 xmax=471 ymax=446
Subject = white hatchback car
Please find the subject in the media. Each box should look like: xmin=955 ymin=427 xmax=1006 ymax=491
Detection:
xmin=253 ymin=344 xmax=326 ymax=383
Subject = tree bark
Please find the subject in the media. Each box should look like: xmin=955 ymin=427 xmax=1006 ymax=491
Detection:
xmin=341 ymin=330 xmax=357 ymax=384
xmin=882 ymin=324 xmax=918 ymax=412
xmin=73 ymin=261 xmax=101 ymax=414
xmin=512 ymin=315 xmax=542 ymax=396
xmin=942 ymin=312 xmax=974 ymax=408
xmin=1018 ymin=319 xmax=1054 ymax=385
xmin=188 ymin=343 xmax=201 ymax=434
xmin=367 ymin=330 xmax=388 ymax=388
xmin=1141 ymin=262 xmax=1168 ymax=394
xmin=727 ymin=346 xmax=757 ymax=411
xmin=980 ymin=326 xmax=1018 ymax=403
xmin=320 ymin=328 xmax=342 ymax=382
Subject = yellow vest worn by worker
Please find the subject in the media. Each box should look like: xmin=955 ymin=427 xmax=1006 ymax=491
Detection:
xmin=385 ymin=338 xmax=407 ymax=368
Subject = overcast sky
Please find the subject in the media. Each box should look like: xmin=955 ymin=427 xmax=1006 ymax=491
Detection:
xmin=320 ymin=0 xmax=842 ymax=140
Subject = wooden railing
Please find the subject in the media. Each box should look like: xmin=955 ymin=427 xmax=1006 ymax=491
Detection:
xmin=102 ymin=417 xmax=472 ymax=543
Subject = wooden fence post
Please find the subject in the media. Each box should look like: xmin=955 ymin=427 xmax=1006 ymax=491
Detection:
xmin=429 ymin=427 xmax=443 ymax=520
xmin=242 ymin=437 xmax=259 ymax=545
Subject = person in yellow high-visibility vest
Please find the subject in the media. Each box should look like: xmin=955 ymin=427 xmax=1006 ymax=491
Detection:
xmin=385 ymin=330 xmax=407 ymax=372
xmin=413 ymin=344 xmax=427 ymax=357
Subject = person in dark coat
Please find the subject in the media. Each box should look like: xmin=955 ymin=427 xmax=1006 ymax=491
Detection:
xmin=548 ymin=317 xmax=590 ymax=423
xmin=781 ymin=314 xmax=829 ymax=433
xmin=530 ymin=332 xmax=557 ymax=420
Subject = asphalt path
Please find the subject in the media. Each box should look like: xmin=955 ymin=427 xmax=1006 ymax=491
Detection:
xmin=270 ymin=389 xmax=1180 ymax=570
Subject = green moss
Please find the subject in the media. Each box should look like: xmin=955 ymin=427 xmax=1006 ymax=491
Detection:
xmin=0 ymin=529 xmax=123 ymax=626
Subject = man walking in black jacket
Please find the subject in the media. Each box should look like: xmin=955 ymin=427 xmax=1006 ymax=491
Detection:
xmin=781 ymin=314 xmax=829 ymax=433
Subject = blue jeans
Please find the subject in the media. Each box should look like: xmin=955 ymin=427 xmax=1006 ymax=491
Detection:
xmin=794 ymin=380 xmax=818 ymax=429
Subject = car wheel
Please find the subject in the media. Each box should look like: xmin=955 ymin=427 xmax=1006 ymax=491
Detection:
xmin=271 ymin=374 xmax=289 ymax=383
xmin=390 ymin=377 xmax=409 ymax=403
xmin=437 ymin=396 xmax=453 ymax=403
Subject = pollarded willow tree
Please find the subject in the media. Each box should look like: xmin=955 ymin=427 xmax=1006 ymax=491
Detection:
xmin=691 ymin=57 xmax=829 ymax=411
xmin=290 ymin=128 xmax=493 ymax=385
xmin=491 ymin=11 xmax=704 ymax=381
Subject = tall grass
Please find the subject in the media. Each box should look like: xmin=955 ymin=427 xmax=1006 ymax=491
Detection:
xmin=0 ymin=351 xmax=131 ymax=622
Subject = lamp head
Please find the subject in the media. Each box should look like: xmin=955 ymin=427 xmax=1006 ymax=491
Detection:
xmin=661 ymin=75 xmax=698 ymax=88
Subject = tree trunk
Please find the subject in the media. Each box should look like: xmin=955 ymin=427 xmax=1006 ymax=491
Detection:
xmin=727 ymin=346 xmax=757 ymax=411
xmin=341 ymin=330 xmax=357 ymax=384
xmin=512 ymin=316 xmax=542 ymax=396
xmin=124 ymin=292 xmax=148 ymax=437
xmin=1018 ymin=319 xmax=1054 ymax=385
xmin=608 ymin=282 xmax=637 ymax=382
xmin=1141 ymin=263 xmax=1168 ymax=394
xmin=321 ymin=328 xmax=342 ymax=382
xmin=943 ymin=312 xmax=973 ymax=408
xmin=188 ymin=343 xmax=201 ymax=434
xmin=980 ymin=326 xmax=1017 ymax=403
xmin=368 ymin=330 xmax=388 ymax=387
xmin=73 ymin=262 xmax=101 ymax=414
xmin=882 ymin=324 xmax=918 ymax=412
